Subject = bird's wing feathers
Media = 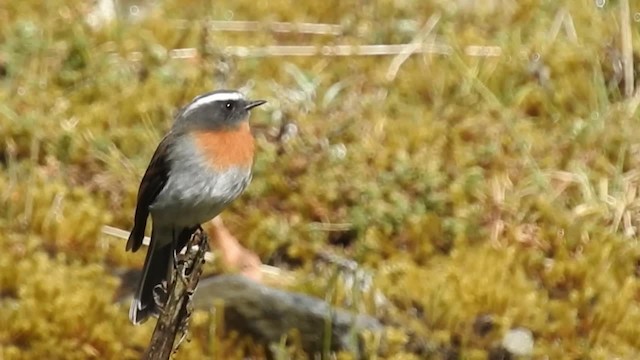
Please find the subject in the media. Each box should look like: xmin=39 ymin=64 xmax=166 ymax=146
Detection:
xmin=126 ymin=134 xmax=173 ymax=252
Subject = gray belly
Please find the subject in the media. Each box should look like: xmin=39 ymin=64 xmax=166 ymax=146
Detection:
xmin=150 ymin=167 xmax=251 ymax=226
xmin=149 ymin=138 xmax=252 ymax=227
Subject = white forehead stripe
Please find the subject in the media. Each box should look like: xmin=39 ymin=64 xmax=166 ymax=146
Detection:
xmin=184 ymin=92 xmax=244 ymax=114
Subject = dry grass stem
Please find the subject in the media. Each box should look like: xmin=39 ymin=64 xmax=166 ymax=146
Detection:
xmin=173 ymin=20 xmax=344 ymax=35
xmin=620 ymin=0 xmax=634 ymax=98
xmin=386 ymin=13 xmax=441 ymax=81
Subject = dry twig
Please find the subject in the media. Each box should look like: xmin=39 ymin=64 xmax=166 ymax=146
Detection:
xmin=142 ymin=229 xmax=209 ymax=360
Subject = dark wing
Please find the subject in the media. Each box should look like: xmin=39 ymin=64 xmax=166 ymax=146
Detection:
xmin=126 ymin=135 xmax=173 ymax=252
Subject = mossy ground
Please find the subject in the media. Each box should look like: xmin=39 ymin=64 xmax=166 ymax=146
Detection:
xmin=2 ymin=0 xmax=640 ymax=359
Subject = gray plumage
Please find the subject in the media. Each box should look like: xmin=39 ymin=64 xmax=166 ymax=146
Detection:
xmin=126 ymin=89 xmax=265 ymax=324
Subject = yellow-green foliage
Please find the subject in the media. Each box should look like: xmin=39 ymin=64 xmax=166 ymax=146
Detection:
xmin=1 ymin=0 xmax=640 ymax=358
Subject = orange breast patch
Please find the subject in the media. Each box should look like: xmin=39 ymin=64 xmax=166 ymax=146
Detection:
xmin=193 ymin=122 xmax=255 ymax=171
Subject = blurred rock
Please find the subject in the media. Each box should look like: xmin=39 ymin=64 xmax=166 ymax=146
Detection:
xmin=194 ymin=274 xmax=383 ymax=355
xmin=501 ymin=328 xmax=534 ymax=356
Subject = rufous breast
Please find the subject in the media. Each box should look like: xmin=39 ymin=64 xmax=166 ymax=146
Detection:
xmin=193 ymin=122 xmax=255 ymax=171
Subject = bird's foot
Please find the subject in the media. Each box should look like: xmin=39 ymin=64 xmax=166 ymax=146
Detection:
xmin=152 ymin=281 xmax=169 ymax=311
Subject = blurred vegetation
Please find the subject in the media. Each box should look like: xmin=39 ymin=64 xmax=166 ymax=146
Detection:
xmin=1 ymin=0 xmax=640 ymax=358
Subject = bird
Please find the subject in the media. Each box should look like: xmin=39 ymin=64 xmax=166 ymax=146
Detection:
xmin=125 ymin=89 xmax=266 ymax=325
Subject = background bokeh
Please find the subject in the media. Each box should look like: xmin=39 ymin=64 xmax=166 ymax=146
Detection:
xmin=2 ymin=0 xmax=640 ymax=358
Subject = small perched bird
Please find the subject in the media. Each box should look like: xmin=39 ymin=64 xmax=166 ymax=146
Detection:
xmin=125 ymin=90 xmax=266 ymax=324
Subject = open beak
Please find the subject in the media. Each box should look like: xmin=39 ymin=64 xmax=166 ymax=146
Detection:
xmin=244 ymin=100 xmax=267 ymax=110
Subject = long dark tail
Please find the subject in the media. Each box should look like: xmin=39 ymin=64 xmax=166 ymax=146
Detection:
xmin=129 ymin=226 xmax=197 ymax=325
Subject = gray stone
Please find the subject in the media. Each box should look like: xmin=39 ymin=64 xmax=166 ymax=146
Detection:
xmin=194 ymin=274 xmax=383 ymax=355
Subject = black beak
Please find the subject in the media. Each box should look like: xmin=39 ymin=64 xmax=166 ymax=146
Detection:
xmin=245 ymin=100 xmax=267 ymax=110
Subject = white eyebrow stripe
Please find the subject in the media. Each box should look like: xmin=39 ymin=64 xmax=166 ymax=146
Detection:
xmin=184 ymin=92 xmax=244 ymax=114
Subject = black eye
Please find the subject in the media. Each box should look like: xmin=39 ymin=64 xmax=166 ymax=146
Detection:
xmin=224 ymin=101 xmax=234 ymax=110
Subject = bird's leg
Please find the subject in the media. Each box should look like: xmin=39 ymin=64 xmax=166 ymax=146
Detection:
xmin=171 ymin=227 xmax=180 ymax=270
xmin=171 ymin=226 xmax=190 ymax=275
xmin=176 ymin=226 xmax=198 ymax=285
xmin=169 ymin=226 xmax=194 ymax=289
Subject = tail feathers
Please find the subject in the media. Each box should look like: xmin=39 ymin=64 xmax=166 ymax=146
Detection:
xmin=129 ymin=226 xmax=173 ymax=325
xmin=126 ymin=219 xmax=147 ymax=252
xmin=129 ymin=226 xmax=199 ymax=325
